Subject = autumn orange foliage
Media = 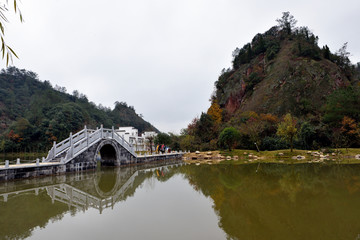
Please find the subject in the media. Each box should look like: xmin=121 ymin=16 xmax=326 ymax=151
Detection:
xmin=8 ymin=130 xmax=23 ymax=142
xmin=207 ymin=100 xmax=223 ymax=124
xmin=340 ymin=116 xmax=358 ymax=136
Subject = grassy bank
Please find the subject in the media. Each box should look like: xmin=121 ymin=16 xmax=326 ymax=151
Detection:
xmin=184 ymin=148 xmax=360 ymax=165
xmin=220 ymin=148 xmax=360 ymax=164
xmin=221 ymin=148 xmax=360 ymax=158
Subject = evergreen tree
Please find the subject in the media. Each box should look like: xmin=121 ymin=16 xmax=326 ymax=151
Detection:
xmin=276 ymin=12 xmax=297 ymax=35
xmin=323 ymin=45 xmax=330 ymax=59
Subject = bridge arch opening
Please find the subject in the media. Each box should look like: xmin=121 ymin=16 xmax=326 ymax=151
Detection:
xmin=99 ymin=144 xmax=117 ymax=166
xmin=97 ymin=169 xmax=117 ymax=193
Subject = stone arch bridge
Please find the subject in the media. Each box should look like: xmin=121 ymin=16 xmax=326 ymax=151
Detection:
xmin=44 ymin=125 xmax=183 ymax=172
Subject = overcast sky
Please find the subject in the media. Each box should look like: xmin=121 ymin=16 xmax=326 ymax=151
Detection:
xmin=2 ymin=0 xmax=360 ymax=133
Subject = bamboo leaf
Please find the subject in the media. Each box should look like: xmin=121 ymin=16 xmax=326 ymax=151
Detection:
xmin=0 ymin=11 xmax=8 ymax=22
xmin=14 ymin=0 xmax=16 ymax=13
xmin=1 ymin=37 xmax=4 ymax=57
xmin=6 ymin=52 xmax=9 ymax=66
xmin=7 ymin=46 xmax=18 ymax=58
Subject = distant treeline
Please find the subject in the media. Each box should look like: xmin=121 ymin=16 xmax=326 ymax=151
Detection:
xmin=0 ymin=67 xmax=158 ymax=152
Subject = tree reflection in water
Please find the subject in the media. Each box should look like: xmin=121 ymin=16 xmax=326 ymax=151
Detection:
xmin=182 ymin=163 xmax=360 ymax=240
xmin=1 ymin=162 xmax=360 ymax=240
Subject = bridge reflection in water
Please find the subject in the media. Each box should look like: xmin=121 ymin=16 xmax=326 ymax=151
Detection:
xmin=0 ymin=160 xmax=183 ymax=214
xmin=46 ymin=170 xmax=139 ymax=214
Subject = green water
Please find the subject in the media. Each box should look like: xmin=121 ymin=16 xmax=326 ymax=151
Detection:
xmin=1 ymin=162 xmax=360 ymax=240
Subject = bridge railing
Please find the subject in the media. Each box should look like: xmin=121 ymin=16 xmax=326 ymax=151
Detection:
xmin=102 ymin=128 xmax=112 ymax=138
xmin=113 ymin=131 xmax=132 ymax=153
xmin=56 ymin=128 xmax=86 ymax=155
xmin=102 ymin=127 xmax=135 ymax=156
xmin=111 ymin=131 xmax=135 ymax=155
xmin=88 ymin=128 xmax=101 ymax=145
xmin=48 ymin=184 xmax=102 ymax=211
xmin=46 ymin=127 xmax=88 ymax=161
xmin=64 ymin=128 xmax=102 ymax=162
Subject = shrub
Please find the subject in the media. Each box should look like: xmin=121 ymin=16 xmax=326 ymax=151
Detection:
xmin=218 ymin=127 xmax=240 ymax=151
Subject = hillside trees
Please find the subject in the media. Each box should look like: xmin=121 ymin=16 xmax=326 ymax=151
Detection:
xmin=207 ymin=100 xmax=222 ymax=124
xmin=323 ymin=87 xmax=360 ymax=123
xmin=335 ymin=42 xmax=351 ymax=70
xmin=0 ymin=67 xmax=158 ymax=152
xmin=340 ymin=116 xmax=359 ymax=150
xmin=238 ymin=116 xmax=264 ymax=149
xmin=180 ymin=134 xmax=197 ymax=152
xmin=276 ymin=11 xmax=297 ymax=35
xmin=154 ymin=133 xmax=171 ymax=145
xmin=218 ymin=127 xmax=240 ymax=151
xmin=323 ymin=45 xmax=331 ymax=60
xmin=298 ymin=122 xmax=317 ymax=150
xmin=276 ymin=114 xmax=298 ymax=152
xmin=195 ymin=113 xmax=217 ymax=143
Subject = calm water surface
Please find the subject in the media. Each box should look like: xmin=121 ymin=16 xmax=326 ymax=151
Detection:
xmin=1 ymin=161 xmax=360 ymax=240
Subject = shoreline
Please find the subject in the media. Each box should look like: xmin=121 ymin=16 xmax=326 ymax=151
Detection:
xmin=183 ymin=148 xmax=360 ymax=165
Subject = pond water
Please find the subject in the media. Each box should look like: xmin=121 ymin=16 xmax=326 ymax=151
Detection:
xmin=1 ymin=161 xmax=360 ymax=240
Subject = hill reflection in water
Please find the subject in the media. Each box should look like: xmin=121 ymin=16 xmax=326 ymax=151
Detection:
xmin=1 ymin=162 xmax=360 ymax=240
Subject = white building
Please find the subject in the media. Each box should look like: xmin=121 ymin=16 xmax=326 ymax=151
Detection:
xmin=116 ymin=127 xmax=157 ymax=152
xmin=141 ymin=131 xmax=157 ymax=139
xmin=141 ymin=131 xmax=157 ymax=151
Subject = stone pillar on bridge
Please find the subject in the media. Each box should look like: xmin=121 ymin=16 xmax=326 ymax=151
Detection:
xmin=85 ymin=125 xmax=89 ymax=147
xmin=69 ymin=132 xmax=73 ymax=159
xmin=52 ymin=141 xmax=57 ymax=159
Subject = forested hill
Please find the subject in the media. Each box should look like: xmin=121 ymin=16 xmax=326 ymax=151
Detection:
xmin=0 ymin=67 xmax=158 ymax=152
xmin=181 ymin=13 xmax=360 ymax=151
xmin=215 ymin=26 xmax=360 ymax=117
